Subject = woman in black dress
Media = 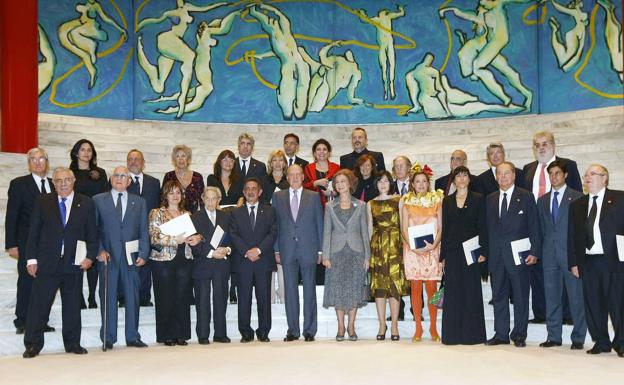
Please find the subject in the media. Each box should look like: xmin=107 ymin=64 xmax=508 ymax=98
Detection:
xmin=69 ymin=139 xmax=108 ymax=309
xmin=352 ymin=154 xmax=378 ymax=202
xmin=206 ymin=149 xmax=244 ymax=208
xmin=440 ymin=166 xmax=488 ymax=345
xmin=260 ymin=149 xmax=289 ymax=206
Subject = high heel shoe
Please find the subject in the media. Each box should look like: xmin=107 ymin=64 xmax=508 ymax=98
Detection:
xmin=348 ymin=332 xmax=358 ymax=342
xmin=411 ymin=335 xmax=422 ymax=343
xmin=336 ymin=328 xmax=345 ymax=342
xmin=391 ymin=334 xmax=400 ymax=341
xmin=376 ymin=324 xmax=387 ymax=341
xmin=431 ymin=335 xmax=441 ymax=342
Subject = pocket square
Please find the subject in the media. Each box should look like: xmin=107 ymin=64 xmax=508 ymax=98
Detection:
xmin=518 ymin=210 xmax=524 ymax=215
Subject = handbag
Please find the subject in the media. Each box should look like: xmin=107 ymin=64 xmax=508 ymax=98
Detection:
xmin=429 ymin=286 xmax=444 ymax=309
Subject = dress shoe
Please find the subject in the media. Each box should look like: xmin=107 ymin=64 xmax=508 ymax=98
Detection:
xmin=127 ymin=339 xmax=148 ymax=348
xmin=65 ymin=346 xmax=88 ymax=354
xmin=304 ymin=334 xmax=315 ymax=342
xmin=485 ymin=337 xmax=510 ymax=346
xmin=563 ymin=318 xmax=574 ymax=325
xmin=22 ymin=346 xmax=39 ymax=359
xmin=213 ymin=336 xmax=231 ymax=343
xmin=258 ymin=335 xmax=270 ymax=342
xmin=488 ymin=299 xmax=493 ymax=305
xmin=104 ymin=342 xmax=114 ymax=350
xmin=539 ymin=340 xmax=562 ymax=348
xmin=586 ymin=345 xmax=611 ymax=354
xmin=88 ymin=300 xmax=98 ymax=309
xmin=528 ymin=318 xmax=545 ymax=324
xmin=617 ymin=350 xmax=624 ymax=358
xmin=176 ymin=339 xmax=188 ymax=346
xmin=570 ymin=342 xmax=584 ymax=350
xmin=140 ymin=300 xmax=154 ymax=307
xmin=513 ymin=339 xmax=527 ymax=348
xmin=44 ymin=324 xmax=55 ymax=333
xmin=80 ymin=298 xmax=87 ymax=310
xmin=283 ymin=334 xmax=299 ymax=342
xmin=198 ymin=339 xmax=210 ymax=345
xmin=15 ymin=326 xmax=25 ymax=335
xmin=164 ymin=340 xmax=176 ymax=346
xmin=240 ymin=335 xmax=254 ymax=343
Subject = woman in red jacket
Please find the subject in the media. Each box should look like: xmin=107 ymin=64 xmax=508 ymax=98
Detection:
xmin=303 ymin=138 xmax=341 ymax=207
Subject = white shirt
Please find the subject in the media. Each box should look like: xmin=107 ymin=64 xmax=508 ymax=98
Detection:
xmin=550 ymin=184 xmax=567 ymax=212
xmin=32 ymin=174 xmax=51 ymax=194
xmin=27 ymin=192 xmax=74 ymax=265
xmin=239 ymin=157 xmax=251 ymax=172
xmin=111 ymin=189 xmax=128 ymax=219
xmin=129 ymin=172 xmax=143 ymax=194
xmin=286 ymin=156 xmax=297 ymax=166
xmin=205 ymin=209 xmax=218 ymax=259
xmin=531 ymin=155 xmax=556 ymax=201
xmin=396 ymin=178 xmax=409 ymax=195
xmin=499 ymin=185 xmax=515 ymax=217
xmin=586 ymin=187 xmax=605 ymax=255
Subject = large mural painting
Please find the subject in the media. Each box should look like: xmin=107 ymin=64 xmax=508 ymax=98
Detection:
xmin=38 ymin=0 xmax=623 ymax=124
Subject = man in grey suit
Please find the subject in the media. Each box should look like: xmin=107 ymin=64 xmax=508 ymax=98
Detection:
xmin=273 ymin=165 xmax=324 ymax=342
xmin=94 ymin=166 xmax=150 ymax=349
xmin=537 ymin=160 xmax=586 ymax=350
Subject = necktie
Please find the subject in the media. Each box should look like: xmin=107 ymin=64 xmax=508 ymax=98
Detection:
xmin=249 ymin=205 xmax=256 ymax=230
xmin=241 ymin=160 xmax=247 ymax=177
xmin=291 ymin=190 xmax=299 ymax=221
xmin=551 ymin=191 xmax=559 ymax=224
xmin=209 ymin=211 xmax=216 ymax=227
xmin=538 ymin=164 xmax=547 ymax=198
xmin=134 ymin=176 xmax=141 ymax=194
xmin=400 ymin=182 xmax=407 ymax=195
xmin=116 ymin=192 xmax=123 ymax=221
xmin=289 ymin=158 xmax=293 ymax=166
xmin=586 ymin=195 xmax=598 ymax=249
xmin=59 ymin=197 xmax=67 ymax=227
xmin=500 ymin=192 xmax=508 ymax=221
xmin=40 ymin=178 xmax=47 ymax=194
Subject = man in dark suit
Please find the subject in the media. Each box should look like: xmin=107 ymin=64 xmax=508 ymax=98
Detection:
xmin=537 ymin=160 xmax=586 ymax=350
xmin=236 ymin=133 xmax=267 ymax=180
xmin=5 ymin=148 xmax=56 ymax=335
xmin=188 ymin=187 xmax=232 ymax=344
xmin=273 ymin=165 xmax=324 ymax=342
xmin=283 ymin=133 xmax=309 ymax=169
xmin=127 ymin=149 xmax=161 ymax=307
xmin=435 ymin=149 xmax=479 ymax=194
xmin=339 ymin=127 xmax=386 ymax=171
xmin=523 ymin=132 xmax=581 ymax=324
xmin=569 ymin=164 xmax=624 ymax=357
xmin=485 ymin=162 xmax=541 ymax=348
xmin=477 ymin=142 xmax=524 ymax=196
xmin=22 ymin=167 xmax=98 ymax=358
xmin=229 ymin=178 xmax=277 ymax=342
xmin=94 ymin=166 xmax=150 ymax=349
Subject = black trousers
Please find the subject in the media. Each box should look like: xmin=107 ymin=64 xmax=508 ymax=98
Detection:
xmin=194 ymin=267 xmax=229 ymax=340
xmin=237 ymin=268 xmax=272 ymax=338
xmin=152 ymin=257 xmax=192 ymax=342
xmin=24 ymin=272 xmax=82 ymax=352
xmin=582 ymin=254 xmax=624 ymax=351
xmin=15 ymin=256 xmax=34 ymax=328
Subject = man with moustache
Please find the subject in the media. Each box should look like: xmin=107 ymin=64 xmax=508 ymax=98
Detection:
xmin=339 ymin=127 xmax=386 ymax=171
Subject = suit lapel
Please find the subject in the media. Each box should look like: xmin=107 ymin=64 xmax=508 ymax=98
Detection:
xmin=27 ymin=175 xmax=41 ymax=197
xmin=599 ymin=189 xmax=615 ymax=225
xmin=49 ymin=193 xmax=63 ymax=225
xmin=123 ymin=195 xmax=136 ymax=224
xmin=65 ymin=194 xmax=81 ymax=228
xmin=527 ymin=162 xmax=537 ymax=184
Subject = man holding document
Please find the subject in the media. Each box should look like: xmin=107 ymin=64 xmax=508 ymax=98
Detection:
xmin=569 ymin=164 xmax=624 ymax=357
xmin=94 ymin=166 xmax=150 ymax=349
xmin=23 ymin=167 xmax=98 ymax=358
xmin=485 ymin=162 xmax=540 ymax=348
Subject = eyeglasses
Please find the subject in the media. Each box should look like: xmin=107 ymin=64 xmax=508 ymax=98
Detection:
xmin=112 ymin=173 xmax=129 ymax=179
xmin=585 ymin=172 xmax=605 ymax=177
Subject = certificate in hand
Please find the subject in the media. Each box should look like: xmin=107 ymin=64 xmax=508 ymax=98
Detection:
xmin=616 ymin=234 xmax=624 ymax=262
xmin=510 ymin=237 xmax=531 ymax=266
xmin=210 ymin=225 xmax=225 ymax=249
xmin=74 ymin=240 xmax=87 ymax=265
xmin=159 ymin=213 xmax=197 ymax=238
xmin=408 ymin=222 xmax=436 ymax=250
xmin=462 ymin=235 xmax=481 ymax=266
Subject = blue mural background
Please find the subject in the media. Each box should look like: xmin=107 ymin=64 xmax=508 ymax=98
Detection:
xmin=38 ymin=0 xmax=622 ymax=124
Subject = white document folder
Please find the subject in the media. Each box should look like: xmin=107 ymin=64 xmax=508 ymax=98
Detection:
xmin=408 ymin=222 xmax=436 ymax=250
xmin=510 ymin=238 xmax=531 ymax=266
xmin=74 ymin=240 xmax=87 ymax=265
xmin=462 ymin=236 xmax=480 ymax=266
xmin=159 ymin=213 xmax=197 ymax=238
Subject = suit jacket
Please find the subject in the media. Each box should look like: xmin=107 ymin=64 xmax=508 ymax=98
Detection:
xmin=190 ymin=209 xmax=231 ymax=280
xmin=339 ymin=148 xmax=386 ymax=171
xmin=523 ymin=156 xmax=582 ymax=194
xmin=128 ymin=173 xmax=161 ymax=214
xmin=93 ymin=192 xmax=150 ymax=268
xmin=236 ymin=157 xmax=267 ymax=180
xmin=229 ymin=203 xmax=278 ymax=273
xmin=322 ymin=197 xmax=371 ymax=260
xmin=5 ymin=174 xmax=55 ymax=253
xmin=273 ymin=188 xmax=324 ymax=265
xmin=568 ymin=188 xmax=624 ymax=275
xmin=486 ymin=186 xmax=541 ymax=272
xmin=435 ymin=172 xmax=480 ymax=195
xmin=537 ymin=186 xmax=582 ymax=268
xmin=477 ymin=167 xmax=525 ymax=196
xmin=25 ymin=192 xmax=98 ymax=275
xmin=288 ymin=156 xmax=309 ymax=169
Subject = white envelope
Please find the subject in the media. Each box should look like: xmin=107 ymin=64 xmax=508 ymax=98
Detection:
xmin=510 ymin=238 xmax=531 ymax=266
xmin=125 ymin=239 xmax=139 ymax=266
xmin=74 ymin=240 xmax=87 ymax=265
xmin=210 ymin=225 xmax=225 ymax=249
xmin=408 ymin=222 xmax=436 ymax=250
xmin=159 ymin=213 xmax=197 ymax=238
xmin=616 ymin=235 xmax=624 ymax=262
xmin=462 ymin=235 xmax=480 ymax=266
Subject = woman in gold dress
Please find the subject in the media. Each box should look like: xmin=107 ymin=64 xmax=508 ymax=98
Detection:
xmin=368 ymin=171 xmax=408 ymax=341
xmin=400 ymin=164 xmax=444 ymax=342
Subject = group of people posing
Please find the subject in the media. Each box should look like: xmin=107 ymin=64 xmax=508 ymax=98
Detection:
xmin=5 ymin=128 xmax=623 ymax=359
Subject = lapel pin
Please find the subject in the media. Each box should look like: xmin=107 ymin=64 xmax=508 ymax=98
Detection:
xmin=77 ymin=204 xmax=81 ymax=207
xmin=607 ymin=200 xmax=612 ymax=204
xmin=516 ymin=198 xmax=520 ymax=202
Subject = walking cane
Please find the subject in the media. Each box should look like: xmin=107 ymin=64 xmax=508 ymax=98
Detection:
xmin=102 ymin=257 xmax=109 ymax=352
